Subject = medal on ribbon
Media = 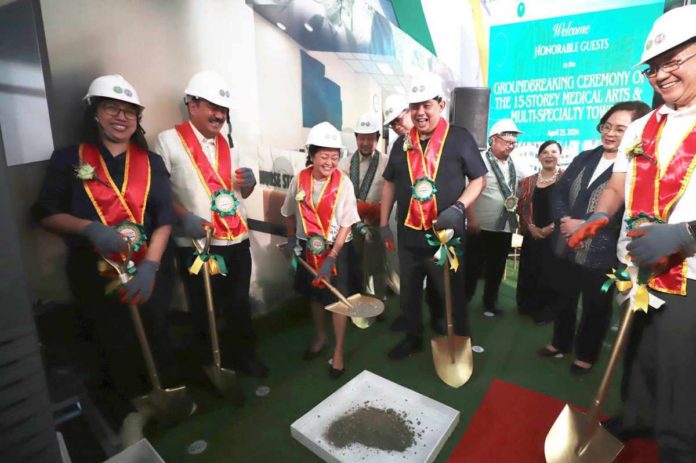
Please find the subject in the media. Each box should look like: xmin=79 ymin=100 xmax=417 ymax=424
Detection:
xmin=211 ymin=189 xmax=239 ymax=217
xmin=412 ymin=177 xmax=437 ymax=202
xmin=115 ymin=221 xmax=147 ymax=252
xmin=504 ymin=195 xmax=519 ymax=213
xmin=307 ymin=234 xmax=328 ymax=255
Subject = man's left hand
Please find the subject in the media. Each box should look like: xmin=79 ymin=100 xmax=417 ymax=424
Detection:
xmin=119 ymin=260 xmax=158 ymax=305
xmin=235 ymin=167 xmax=256 ymax=188
xmin=436 ymin=202 xmax=465 ymax=235
xmin=627 ymin=223 xmax=695 ymax=267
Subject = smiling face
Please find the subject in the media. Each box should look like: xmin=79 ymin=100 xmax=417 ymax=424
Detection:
xmin=537 ymin=142 xmax=560 ymax=171
xmin=188 ymin=98 xmax=229 ymax=139
xmin=409 ymin=98 xmax=445 ymax=136
xmin=95 ymin=99 xmax=139 ymax=144
xmin=647 ymin=41 xmax=696 ymax=110
xmin=600 ymin=110 xmax=633 ymax=153
xmin=311 ymin=147 xmax=340 ymax=180
xmin=389 ymin=110 xmax=413 ymax=136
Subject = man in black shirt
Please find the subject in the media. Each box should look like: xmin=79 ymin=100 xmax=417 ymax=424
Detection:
xmin=380 ymin=74 xmax=487 ymax=360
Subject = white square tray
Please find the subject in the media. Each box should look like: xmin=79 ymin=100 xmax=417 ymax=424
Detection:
xmin=291 ymin=370 xmax=460 ymax=462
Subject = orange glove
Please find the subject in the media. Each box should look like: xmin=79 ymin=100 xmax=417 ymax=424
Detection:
xmin=567 ymin=213 xmax=610 ymax=249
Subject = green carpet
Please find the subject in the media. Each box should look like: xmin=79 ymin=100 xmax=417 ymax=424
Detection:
xmin=150 ymin=262 xmax=623 ymax=462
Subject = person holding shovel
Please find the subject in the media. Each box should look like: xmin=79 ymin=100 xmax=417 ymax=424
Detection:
xmin=154 ymin=70 xmax=268 ymax=379
xmin=568 ymin=5 xmax=696 ymax=460
xmin=281 ymin=122 xmax=361 ymax=378
xmin=33 ymin=75 xmax=182 ymax=427
xmin=379 ymin=73 xmax=487 ymax=361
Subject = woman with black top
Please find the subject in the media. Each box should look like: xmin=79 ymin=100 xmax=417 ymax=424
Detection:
xmin=516 ymin=140 xmax=563 ymax=324
xmin=537 ymin=101 xmax=650 ymax=374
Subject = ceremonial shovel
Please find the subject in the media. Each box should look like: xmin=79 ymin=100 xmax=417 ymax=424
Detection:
xmin=282 ymin=247 xmax=383 ymax=325
xmin=103 ymin=242 xmax=194 ymax=423
xmin=544 ymin=300 xmax=633 ymax=462
xmin=192 ymin=229 xmax=244 ymax=404
xmin=430 ymin=224 xmax=473 ymax=388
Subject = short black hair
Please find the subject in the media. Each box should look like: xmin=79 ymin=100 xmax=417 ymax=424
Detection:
xmin=537 ymin=140 xmax=562 ymax=156
xmin=597 ymin=100 xmax=651 ymax=132
xmin=81 ymin=97 xmax=148 ymax=150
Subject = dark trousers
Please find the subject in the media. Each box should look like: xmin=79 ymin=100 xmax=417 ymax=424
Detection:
xmin=66 ymin=246 xmax=179 ymax=424
xmin=516 ymin=236 xmax=556 ymax=322
xmin=621 ymin=280 xmax=696 ymax=463
xmin=399 ymin=244 xmax=469 ymax=338
xmin=176 ymin=240 xmax=255 ymax=367
xmin=550 ymin=261 xmax=613 ymax=363
xmin=464 ymin=230 xmax=512 ymax=309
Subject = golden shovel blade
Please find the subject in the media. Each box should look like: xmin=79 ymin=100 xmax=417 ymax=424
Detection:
xmin=350 ymin=316 xmax=374 ymax=329
xmin=203 ymin=365 xmax=244 ymax=405
xmin=132 ymin=385 xmax=195 ymax=424
xmin=430 ymin=335 xmax=473 ymax=388
xmin=544 ymin=405 xmax=623 ymax=463
xmin=325 ymin=294 xmax=384 ymax=318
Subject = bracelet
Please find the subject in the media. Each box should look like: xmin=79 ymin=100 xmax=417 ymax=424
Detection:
xmin=329 ymin=249 xmax=339 ymax=258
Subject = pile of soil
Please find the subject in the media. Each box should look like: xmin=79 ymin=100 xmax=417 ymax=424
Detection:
xmin=325 ymin=405 xmax=416 ymax=452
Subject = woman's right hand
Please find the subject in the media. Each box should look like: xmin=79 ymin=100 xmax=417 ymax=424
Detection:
xmin=560 ymin=216 xmax=585 ymax=239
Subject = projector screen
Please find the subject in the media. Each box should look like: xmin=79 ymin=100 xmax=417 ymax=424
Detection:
xmin=488 ymin=2 xmax=664 ymax=169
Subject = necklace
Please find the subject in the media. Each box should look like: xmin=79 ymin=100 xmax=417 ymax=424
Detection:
xmin=537 ymin=169 xmax=559 ymax=185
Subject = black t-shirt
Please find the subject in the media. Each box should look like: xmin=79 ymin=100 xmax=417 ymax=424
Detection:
xmin=33 ymin=144 xmax=176 ymax=249
xmin=383 ymin=125 xmax=487 ymax=248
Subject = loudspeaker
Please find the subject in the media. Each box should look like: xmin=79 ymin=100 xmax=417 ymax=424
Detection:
xmin=449 ymin=87 xmax=491 ymax=150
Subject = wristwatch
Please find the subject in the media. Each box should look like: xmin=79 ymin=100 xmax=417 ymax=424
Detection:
xmin=452 ymin=201 xmax=466 ymax=214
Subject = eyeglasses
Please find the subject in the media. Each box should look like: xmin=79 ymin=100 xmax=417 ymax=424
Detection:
xmin=495 ymin=135 xmax=517 ymax=147
xmin=388 ymin=110 xmax=408 ymax=129
xmin=641 ymin=50 xmax=696 ymax=78
xmin=598 ymin=123 xmax=627 ymax=136
xmin=101 ymin=102 xmax=139 ymax=120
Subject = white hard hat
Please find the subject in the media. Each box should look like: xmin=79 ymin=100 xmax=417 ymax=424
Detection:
xmin=639 ymin=4 xmax=696 ymax=65
xmin=306 ymin=122 xmax=343 ymax=149
xmin=354 ymin=112 xmax=380 ymax=134
xmin=184 ymin=70 xmax=232 ymax=109
xmin=383 ymin=94 xmax=408 ymax=124
xmin=83 ymin=74 xmax=143 ymax=108
xmin=407 ymin=73 xmax=443 ymax=104
xmin=489 ymin=119 xmax=523 ymax=137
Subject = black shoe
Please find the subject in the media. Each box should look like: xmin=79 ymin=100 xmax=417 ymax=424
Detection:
xmin=302 ymin=344 xmax=325 ymax=361
xmin=388 ymin=336 xmax=423 ymax=361
xmin=234 ymin=358 xmax=269 ymax=378
xmin=389 ymin=316 xmax=408 ymax=332
xmin=570 ymin=362 xmax=593 ymax=375
xmin=602 ymin=416 xmax=653 ymax=441
xmin=537 ymin=346 xmax=564 ymax=358
xmin=328 ymin=365 xmax=345 ymax=379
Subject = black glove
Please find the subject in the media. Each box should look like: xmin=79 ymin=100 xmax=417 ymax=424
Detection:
xmin=82 ymin=222 xmax=126 ymax=255
xmin=235 ymin=167 xmax=256 ymax=188
xmin=379 ymin=225 xmax=395 ymax=252
xmin=119 ymin=260 xmax=158 ymax=305
xmin=354 ymin=222 xmax=373 ymax=243
xmin=180 ymin=212 xmax=208 ymax=239
xmin=313 ymin=255 xmax=336 ymax=287
xmin=436 ymin=201 xmax=466 ymax=235
xmin=627 ymin=223 xmax=696 ymax=267
xmin=284 ymin=235 xmax=299 ymax=259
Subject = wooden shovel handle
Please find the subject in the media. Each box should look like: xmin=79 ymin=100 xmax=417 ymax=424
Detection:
xmin=295 ymin=255 xmax=353 ymax=308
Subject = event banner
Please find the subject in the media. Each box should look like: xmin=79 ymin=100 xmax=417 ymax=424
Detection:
xmin=488 ymin=3 xmax=663 ymax=161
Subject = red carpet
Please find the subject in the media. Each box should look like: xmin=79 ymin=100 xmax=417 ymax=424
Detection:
xmin=448 ymin=379 xmax=658 ymax=462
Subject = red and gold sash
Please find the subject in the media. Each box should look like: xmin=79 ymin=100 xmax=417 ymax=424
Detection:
xmin=176 ymin=122 xmax=248 ymax=240
xmin=80 ymin=143 xmax=150 ymax=263
xmin=404 ymin=118 xmax=449 ymax=230
xmin=628 ymin=107 xmax=696 ymax=295
xmin=297 ymin=167 xmax=342 ymax=271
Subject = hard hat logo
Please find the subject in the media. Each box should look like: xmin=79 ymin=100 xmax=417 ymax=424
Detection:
xmin=219 ymin=89 xmax=230 ymax=97
xmin=113 ymin=86 xmax=123 ymax=94
xmin=654 ymin=33 xmax=665 ymax=45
